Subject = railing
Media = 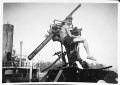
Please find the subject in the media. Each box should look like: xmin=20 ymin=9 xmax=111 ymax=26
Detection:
xmin=2 ymin=61 xmax=38 ymax=69
xmin=3 ymin=61 xmax=29 ymax=68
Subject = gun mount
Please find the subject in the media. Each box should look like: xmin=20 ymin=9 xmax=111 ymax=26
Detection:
xmin=40 ymin=65 xmax=118 ymax=83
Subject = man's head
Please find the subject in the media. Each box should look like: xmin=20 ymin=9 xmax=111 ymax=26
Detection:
xmin=66 ymin=16 xmax=73 ymax=20
xmin=65 ymin=16 xmax=73 ymax=25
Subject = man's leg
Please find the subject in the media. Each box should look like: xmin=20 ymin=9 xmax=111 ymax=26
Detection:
xmin=76 ymin=45 xmax=89 ymax=68
xmin=73 ymin=37 xmax=96 ymax=61
xmin=76 ymin=45 xmax=83 ymax=63
xmin=62 ymin=55 xmax=67 ymax=66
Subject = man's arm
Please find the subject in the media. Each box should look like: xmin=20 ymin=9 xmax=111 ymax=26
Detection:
xmin=65 ymin=26 xmax=78 ymax=38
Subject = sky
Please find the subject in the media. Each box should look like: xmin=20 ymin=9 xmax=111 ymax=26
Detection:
xmin=3 ymin=2 xmax=118 ymax=68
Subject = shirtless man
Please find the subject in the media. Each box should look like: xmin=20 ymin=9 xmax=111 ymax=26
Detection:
xmin=60 ymin=16 xmax=96 ymax=61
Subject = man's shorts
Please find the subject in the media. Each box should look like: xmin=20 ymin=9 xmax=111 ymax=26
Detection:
xmin=63 ymin=36 xmax=73 ymax=47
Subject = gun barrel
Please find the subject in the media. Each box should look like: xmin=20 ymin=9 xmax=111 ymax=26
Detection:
xmin=64 ymin=4 xmax=81 ymax=21
xmin=28 ymin=33 xmax=54 ymax=60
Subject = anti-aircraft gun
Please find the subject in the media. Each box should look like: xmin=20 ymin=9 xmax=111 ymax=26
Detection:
xmin=28 ymin=4 xmax=81 ymax=60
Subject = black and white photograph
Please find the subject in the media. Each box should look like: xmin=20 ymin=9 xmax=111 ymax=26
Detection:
xmin=1 ymin=0 xmax=119 ymax=84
